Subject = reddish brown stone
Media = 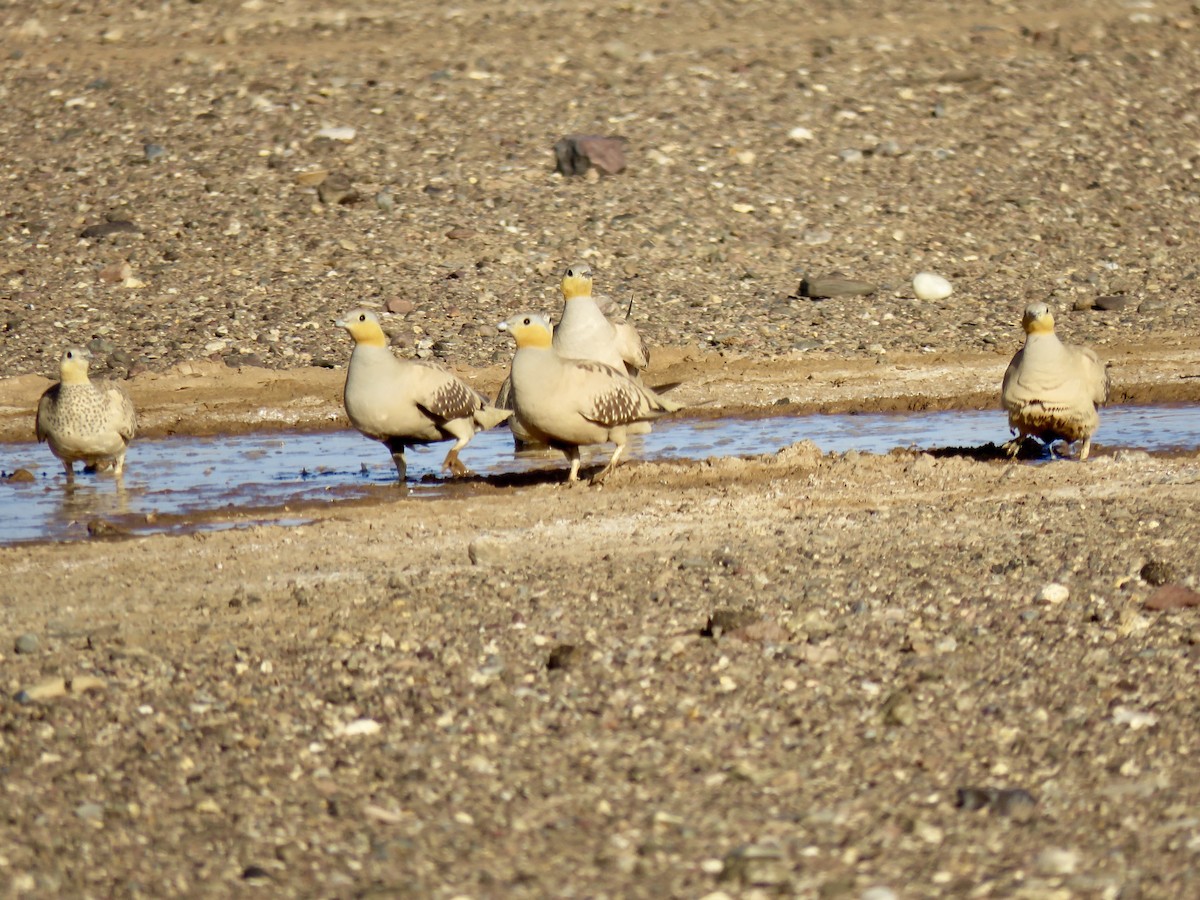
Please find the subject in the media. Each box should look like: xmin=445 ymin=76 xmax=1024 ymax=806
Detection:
xmin=1144 ymin=584 xmax=1200 ymax=611
xmin=554 ymin=135 xmax=627 ymax=176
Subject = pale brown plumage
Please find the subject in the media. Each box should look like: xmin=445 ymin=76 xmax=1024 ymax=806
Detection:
xmin=337 ymin=309 xmax=510 ymax=481
xmin=36 ymin=347 xmax=137 ymax=482
xmin=499 ymin=312 xmax=681 ymax=484
xmin=496 ymin=263 xmax=652 ymax=448
xmin=1001 ymin=302 xmax=1110 ymax=460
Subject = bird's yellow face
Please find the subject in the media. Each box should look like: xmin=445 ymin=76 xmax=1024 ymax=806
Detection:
xmin=499 ymin=313 xmax=553 ymax=349
xmin=561 ymin=263 xmax=594 ymax=301
xmin=336 ymin=309 xmax=388 ymax=347
xmin=1022 ymin=302 xmax=1055 ymax=335
xmin=58 ymin=348 xmax=91 ymax=385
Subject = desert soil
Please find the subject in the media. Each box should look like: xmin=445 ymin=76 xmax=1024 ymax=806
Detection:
xmin=2 ymin=0 xmax=1200 ymax=897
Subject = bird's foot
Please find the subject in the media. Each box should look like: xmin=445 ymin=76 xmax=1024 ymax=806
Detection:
xmin=589 ymin=467 xmax=614 ymax=486
xmin=442 ymin=451 xmax=471 ymax=478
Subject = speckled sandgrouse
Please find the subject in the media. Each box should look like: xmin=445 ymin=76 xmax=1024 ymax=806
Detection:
xmin=36 ymin=347 xmax=137 ymax=481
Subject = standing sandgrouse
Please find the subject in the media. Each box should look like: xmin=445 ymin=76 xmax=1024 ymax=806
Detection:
xmin=1001 ymin=301 xmax=1110 ymax=460
xmin=36 ymin=347 xmax=137 ymax=482
xmin=337 ymin=309 xmax=511 ymax=481
xmin=498 ymin=312 xmax=681 ymax=484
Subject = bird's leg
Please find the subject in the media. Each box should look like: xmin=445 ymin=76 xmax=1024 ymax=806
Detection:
xmin=442 ymin=445 xmax=471 ymax=478
xmin=591 ymin=442 xmax=625 ymax=486
xmin=440 ymin=423 xmax=474 ymax=477
xmin=1078 ymin=437 xmax=1092 ymax=462
xmin=63 ymin=461 xmax=75 ymax=483
xmin=566 ymin=447 xmax=582 ymax=484
xmin=383 ymin=438 xmax=408 ymax=482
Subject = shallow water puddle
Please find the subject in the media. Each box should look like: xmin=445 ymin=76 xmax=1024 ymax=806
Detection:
xmin=1 ymin=404 xmax=1197 ymax=545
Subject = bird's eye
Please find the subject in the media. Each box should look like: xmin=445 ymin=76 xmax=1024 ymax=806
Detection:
xmin=66 ymin=351 xmax=74 ymax=359
xmin=523 ymin=317 xmax=531 ymax=325
xmin=358 ymin=313 xmax=366 ymax=322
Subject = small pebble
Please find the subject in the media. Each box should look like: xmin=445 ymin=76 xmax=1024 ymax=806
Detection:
xmin=554 ymin=134 xmax=626 ymax=176
xmin=546 ymin=644 xmax=579 ymax=671
xmin=317 ymin=173 xmax=358 ymax=205
xmin=335 ymin=718 xmax=382 ymax=738
xmin=1093 ymin=294 xmax=1133 ymax=311
xmin=881 ymin=689 xmax=916 ymax=726
xmin=468 ymin=536 xmax=508 ymax=567
xmin=799 ymin=274 xmax=876 ymax=299
xmin=16 ymin=676 xmax=67 ymax=703
xmin=143 ymin=143 xmax=166 ymax=161
xmin=1035 ymin=847 xmax=1080 ymax=877
xmin=14 ymin=632 xmax=39 ymax=654
xmin=912 ymin=272 xmax=953 ymax=301
xmin=1139 ymin=559 xmax=1178 ymax=586
xmin=314 ymin=125 xmax=356 ymax=142
xmin=701 ymin=608 xmax=758 ymax=637
xmin=1038 ymin=583 xmax=1070 ymax=604
xmin=787 ymin=126 xmax=814 ymax=143
xmin=75 ymin=802 xmax=104 ymax=822
xmin=1144 ymin=584 xmax=1200 ymax=611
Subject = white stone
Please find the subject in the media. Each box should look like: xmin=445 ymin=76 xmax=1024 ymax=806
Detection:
xmin=335 ymin=718 xmax=382 ymax=738
xmin=912 ymin=271 xmax=953 ymax=301
xmin=1112 ymin=706 xmax=1158 ymax=730
xmin=787 ymin=126 xmax=815 ymax=143
xmin=314 ymin=125 xmax=357 ymax=142
xmin=1035 ymin=847 xmax=1080 ymax=876
xmin=1038 ymin=583 xmax=1070 ymax=604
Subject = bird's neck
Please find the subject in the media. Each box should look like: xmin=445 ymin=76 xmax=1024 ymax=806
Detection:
xmin=516 ymin=331 xmax=553 ymax=350
xmin=354 ymin=331 xmax=388 ymax=348
xmin=59 ymin=369 xmax=90 ymax=386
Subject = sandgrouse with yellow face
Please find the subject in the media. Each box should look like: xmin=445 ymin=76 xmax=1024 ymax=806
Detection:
xmin=553 ymin=262 xmax=650 ymax=377
xmin=337 ymin=309 xmax=511 ymax=481
xmin=36 ymin=347 xmax=137 ymax=481
xmin=1001 ymin=301 xmax=1110 ymax=460
xmin=499 ymin=312 xmax=681 ymax=484
xmin=496 ymin=263 xmax=653 ymax=447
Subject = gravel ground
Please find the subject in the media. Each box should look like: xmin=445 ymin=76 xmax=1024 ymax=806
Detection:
xmin=2 ymin=0 xmax=1199 ymax=380
xmin=3 ymin=448 xmax=1200 ymax=898
xmin=3 ymin=1 xmax=1200 ymax=897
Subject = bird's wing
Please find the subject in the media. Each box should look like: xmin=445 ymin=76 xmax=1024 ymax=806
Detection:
xmin=568 ymin=360 xmax=680 ymax=426
xmin=410 ymin=362 xmax=486 ymax=423
xmin=1076 ymin=346 xmax=1110 ymax=405
xmin=34 ymin=388 xmax=56 ymax=442
xmin=613 ymin=319 xmax=650 ymax=371
xmin=107 ymin=384 xmax=137 ymax=441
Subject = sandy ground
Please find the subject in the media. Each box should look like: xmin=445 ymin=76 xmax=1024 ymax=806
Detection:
xmin=3 ymin=0 xmax=1200 ymax=897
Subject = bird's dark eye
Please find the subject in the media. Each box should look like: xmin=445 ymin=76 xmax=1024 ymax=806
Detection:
xmin=358 ymin=314 xmax=366 ymax=322
xmin=523 ymin=317 xmax=531 ymax=325
xmin=66 ymin=351 xmax=74 ymax=359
